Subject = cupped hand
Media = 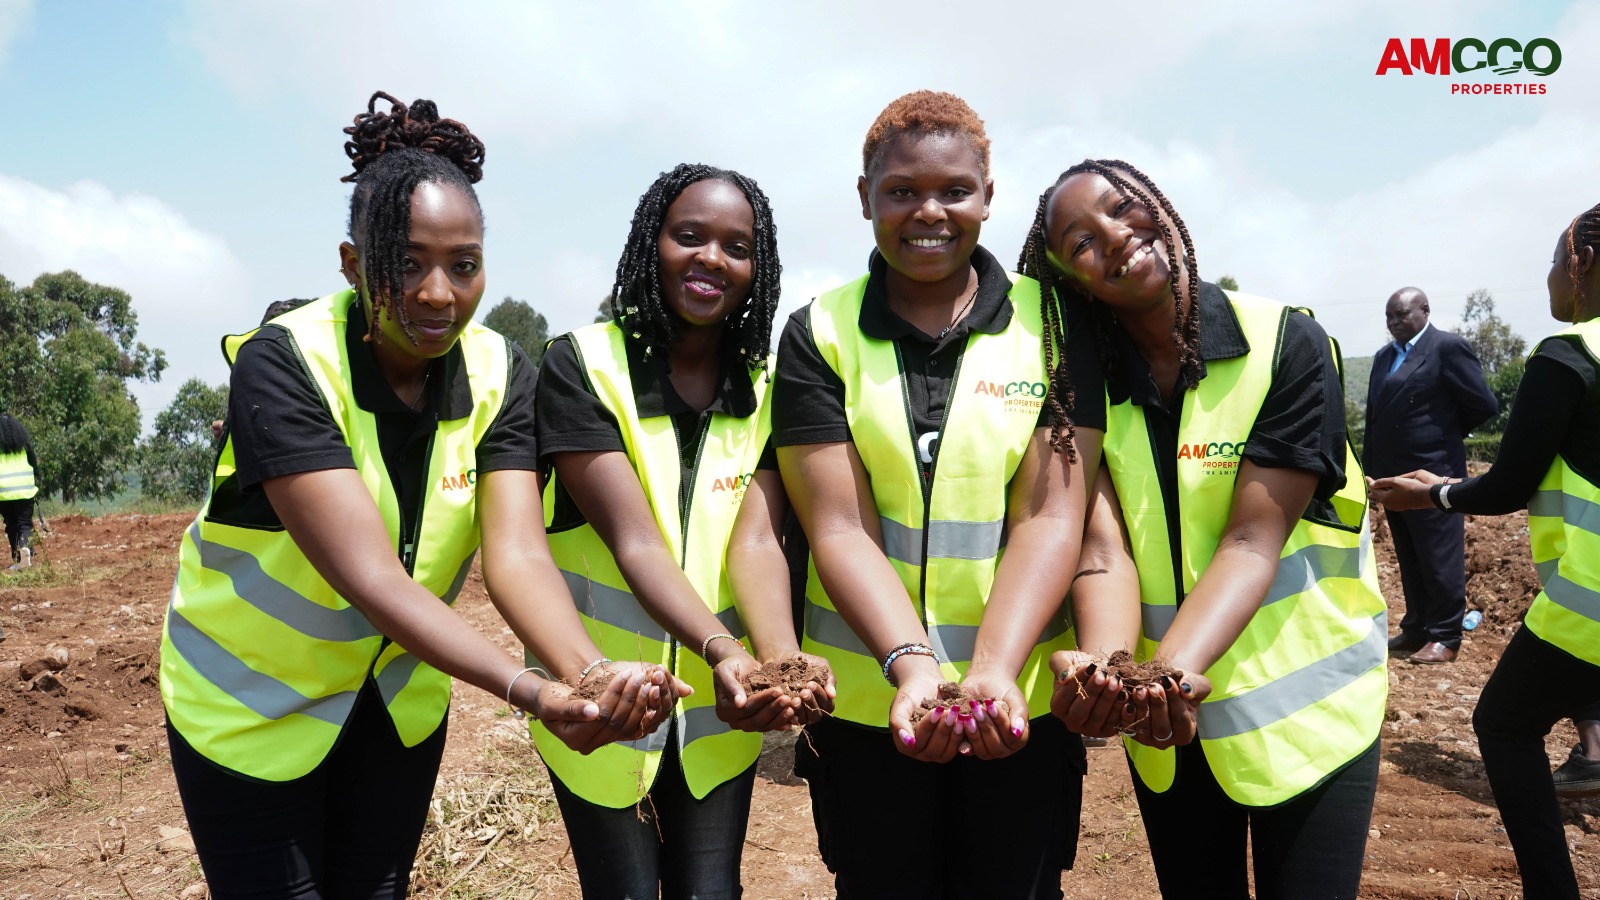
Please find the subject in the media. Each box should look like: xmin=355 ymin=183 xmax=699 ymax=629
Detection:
xmin=712 ymin=652 xmax=796 ymax=733
xmin=958 ymin=668 xmax=1030 ymax=760
xmin=604 ymin=660 xmax=688 ymax=732
xmin=1122 ymin=669 xmax=1212 ymax=750
xmin=784 ymin=651 xmax=838 ymax=728
xmin=1049 ymin=650 xmax=1126 ymax=738
xmin=537 ymin=667 xmax=655 ymax=755
xmin=886 ymin=665 xmax=963 ymax=763
xmin=1367 ymin=470 xmax=1446 ymax=511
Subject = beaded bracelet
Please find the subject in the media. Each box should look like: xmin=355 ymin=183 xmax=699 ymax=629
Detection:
xmin=881 ymin=642 xmax=939 ymax=683
xmin=700 ymin=633 xmax=741 ymax=661
xmin=505 ymin=666 xmax=551 ymax=720
xmin=577 ymin=657 xmax=612 ymax=683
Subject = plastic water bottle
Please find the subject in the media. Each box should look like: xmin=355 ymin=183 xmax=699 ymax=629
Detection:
xmin=1463 ymin=609 xmax=1484 ymax=631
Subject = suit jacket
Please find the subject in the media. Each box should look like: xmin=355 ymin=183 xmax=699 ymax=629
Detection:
xmin=1364 ymin=325 xmax=1498 ymax=478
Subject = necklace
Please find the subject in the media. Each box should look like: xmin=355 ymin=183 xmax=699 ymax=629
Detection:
xmin=406 ymin=366 xmax=432 ymax=411
xmin=937 ymin=278 xmax=980 ymax=340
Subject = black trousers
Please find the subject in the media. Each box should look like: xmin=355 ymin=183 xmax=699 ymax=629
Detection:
xmin=794 ymin=714 xmax=1086 ymax=900
xmin=1473 ymin=626 xmax=1599 ymax=900
xmin=166 ymin=683 xmax=447 ymax=899
xmin=0 ymin=496 xmax=33 ymax=561
xmin=548 ymin=722 xmax=757 ymax=900
xmin=1389 ymin=506 xmax=1467 ymax=649
xmin=1130 ymin=738 xmax=1379 ymax=900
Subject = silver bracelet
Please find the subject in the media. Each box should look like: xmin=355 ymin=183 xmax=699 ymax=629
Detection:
xmin=1438 ymin=482 xmax=1453 ymax=510
xmin=505 ymin=666 xmax=550 ymax=720
xmin=700 ymin=633 xmax=741 ymax=661
xmin=577 ymin=657 xmax=612 ymax=682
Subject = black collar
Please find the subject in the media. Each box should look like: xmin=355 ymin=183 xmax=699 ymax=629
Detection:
xmin=623 ymin=334 xmax=759 ymax=420
xmin=859 ymin=244 xmax=1015 ymax=351
xmin=1107 ymin=281 xmax=1250 ymax=407
xmin=345 ymin=300 xmax=474 ymax=421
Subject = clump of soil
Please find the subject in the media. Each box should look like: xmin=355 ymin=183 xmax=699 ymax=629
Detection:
xmin=1102 ymin=650 xmax=1180 ymax=688
xmin=740 ymin=656 xmax=829 ymax=701
xmin=567 ymin=667 xmax=616 ymax=702
xmin=909 ymin=681 xmax=1009 ymax=724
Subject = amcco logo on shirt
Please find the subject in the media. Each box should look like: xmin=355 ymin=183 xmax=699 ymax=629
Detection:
xmin=1177 ymin=441 xmax=1244 ymax=476
xmin=710 ymin=471 xmax=756 ymax=503
xmin=440 ymin=469 xmax=477 ymax=492
xmin=971 ymin=379 xmax=1048 ymax=416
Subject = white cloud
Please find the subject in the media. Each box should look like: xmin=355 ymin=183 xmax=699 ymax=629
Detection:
xmin=0 ymin=174 xmax=252 ymax=429
xmin=0 ymin=0 xmax=32 ymax=69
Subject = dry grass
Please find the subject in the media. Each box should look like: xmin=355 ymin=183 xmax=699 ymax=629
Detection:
xmin=409 ymin=731 xmax=578 ymax=900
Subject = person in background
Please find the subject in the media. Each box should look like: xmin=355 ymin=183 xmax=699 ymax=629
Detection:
xmin=1365 ymin=287 xmax=1497 ymax=664
xmin=1372 ymin=201 xmax=1600 ymax=899
xmin=0 ymin=413 xmax=38 ymax=574
xmin=213 ymin=299 xmax=317 ymax=444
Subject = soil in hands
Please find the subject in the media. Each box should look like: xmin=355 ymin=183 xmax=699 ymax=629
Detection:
xmin=739 ymin=656 xmax=829 ymax=706
xmin=567 ymin=668 xmax=616 ymax=703
xmin=908 ymin=681 xmax=1009 ymax=724
xmin=1102 ymin=650 xmax=1180 ymax=688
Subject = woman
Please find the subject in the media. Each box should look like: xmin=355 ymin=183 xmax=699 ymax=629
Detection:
xmin=1025 ymin=159 xmax=1388 ymax=899
xmin=158 ymin=92 xmax=679 ymax=899
xmin=0 ymin=413 xmax=38 ymax=572
xmin=1372 ymin=202 xmax=1600 ymax=899
xmin=774 ymin=91 xmax=1108 ymax=899
xmin=532 ymin=162 xmax=828 ymax=900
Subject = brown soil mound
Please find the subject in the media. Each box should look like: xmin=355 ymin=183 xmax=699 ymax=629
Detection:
xmin=739 ymin=656 xmax=828 ymax=699
xmin=567 ymin=668 xmax=615 ymax=702
xmin=908 ymin=681 xmax=1010 ymax=725
xmin=1102 ymin=650 xmax=1180 ymax=688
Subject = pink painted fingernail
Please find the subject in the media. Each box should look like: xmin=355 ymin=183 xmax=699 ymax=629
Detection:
xmin=1012 ymin=715 xmax=1026 ymax=737
xmin=958 ymin=742 xmax=972 ymax=755
xmin=985 ymin=699 xmax=998 ymax=715
xmin=1012 ymin=725 xmax=1024 ymax=739
xmin=973 ymin=704 xmax=988 ymax=722
xmin=930 ymin=707 xmax=943 ymax=723
xmin=899 ymin=729 xmax=915 ymax=747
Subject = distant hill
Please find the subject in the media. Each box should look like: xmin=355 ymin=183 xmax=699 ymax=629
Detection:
xmin=1343 ymin=354 xmax=1372 ymax=397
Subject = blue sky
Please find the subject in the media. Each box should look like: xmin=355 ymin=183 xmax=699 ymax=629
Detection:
xmin=0 ymin=0 xmax=1591 ymax=424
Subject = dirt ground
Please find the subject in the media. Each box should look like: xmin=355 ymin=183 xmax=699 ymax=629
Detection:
xmin=0 ymin=510 xmax=1596 ymax=899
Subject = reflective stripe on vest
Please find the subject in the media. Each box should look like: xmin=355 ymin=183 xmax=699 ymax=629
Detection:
xmin=159 ymin=290 xmax=509 ymax=782
xmin=799 ymin=272 xmax=1074 ymax=726
xmin=530 ymin=322 xmax=766 ymax=808
xmin=0 ymin=449 xmax=37 ymax=501
xmin=1524 ymin=321 xmax=1600 ymax=666
xmin=1103 ymin=291 xmax=1388 ymax=807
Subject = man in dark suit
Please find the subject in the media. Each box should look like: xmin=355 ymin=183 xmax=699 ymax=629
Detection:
xmin=1365 ymin=287 xmax=1498 ymax=664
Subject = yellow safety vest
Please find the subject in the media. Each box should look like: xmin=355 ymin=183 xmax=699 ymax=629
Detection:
xmin=799 ymin=272 xmax=1074 ymax=727
xmin=0 ymin=449 xmax=36 ymax=501
xmin=159 ymin=291 xmax=510 ymax=781
xmin=530 ymin=322 xmax=767 ymax=808
xmin=1525 ymin=320 xmax=1600 ymax=668
xmin=1103 ymin=291 xmax=1387 ymax=807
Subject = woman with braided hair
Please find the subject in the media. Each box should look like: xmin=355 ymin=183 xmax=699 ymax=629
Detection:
xmin=1024 ymin=159 xmax=1387 ymax=898
xmin=533 ymin=161 xmax=826 ymax=899
xmin=159 ymin=92 xmax=681 ymax=899
xmin=775 ymin=91 xmax=1112 ymax=899
xmin=1371 ymin=203 xmax=1600 ymax=899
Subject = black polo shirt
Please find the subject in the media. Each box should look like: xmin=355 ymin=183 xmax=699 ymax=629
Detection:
xmin=773 ymin=245 xmax=1107 ymax=485
xmin=1105 ymin=282 xmax=1347 ymax=603
xmin=536 ymin=332 xmax=763 ymax=531
xmin=225 ymin=299 xmax=540 ymax=546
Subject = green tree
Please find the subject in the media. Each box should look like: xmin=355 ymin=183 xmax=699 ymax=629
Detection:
xmin=594 ymin=294 xmax=613 ymax=324
xmin=1457 ymin=289 xmax=1526 ymax=434
xmin=0 ymin=271 xmax=166 ymax=502
xmin=481 ymin=296 xmax=550 ymax=366
xmin=1215 ymin=274 xmax=1239 ymax=292
xmin=138 ymin=378 xmax=228 ymax=503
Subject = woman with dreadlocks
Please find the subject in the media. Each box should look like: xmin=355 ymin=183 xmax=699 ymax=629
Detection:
xmin=0 ymin=413 xmax=38 ymax=573
xmin=532 ymin=162 xmax=824 ymax=899
xmin=1371 ymin=203 xmax=1600 ymax=899
xmin=1021 ymin=159 xmax=1387 ymax=899
xmin=158 ymin=92 xmax=681 ymax=899
xmin=775 ymin=91 xmax=1113 ymax=899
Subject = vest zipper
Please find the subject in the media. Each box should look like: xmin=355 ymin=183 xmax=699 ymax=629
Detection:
xmin=917 ymin=345 xmax=968 ymax=625
xmin=401 ymin=431 xmax=438 ymax=577
xmin=668 ymin=412 xmax=713 ymax=761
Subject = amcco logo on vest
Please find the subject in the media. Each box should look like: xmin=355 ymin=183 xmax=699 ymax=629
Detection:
xmin=1178 ymin=440 xmax=1244 ymax=476
xmin=441 ymin=469 xmax=477 ymax=492
xmin=1375 ymin=37 xmax=1560 ymax=95
xmin=971 ymin=379 xmax=1048 ymax=415
xmin=709 ymin=471 xmax=756 ymax=503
